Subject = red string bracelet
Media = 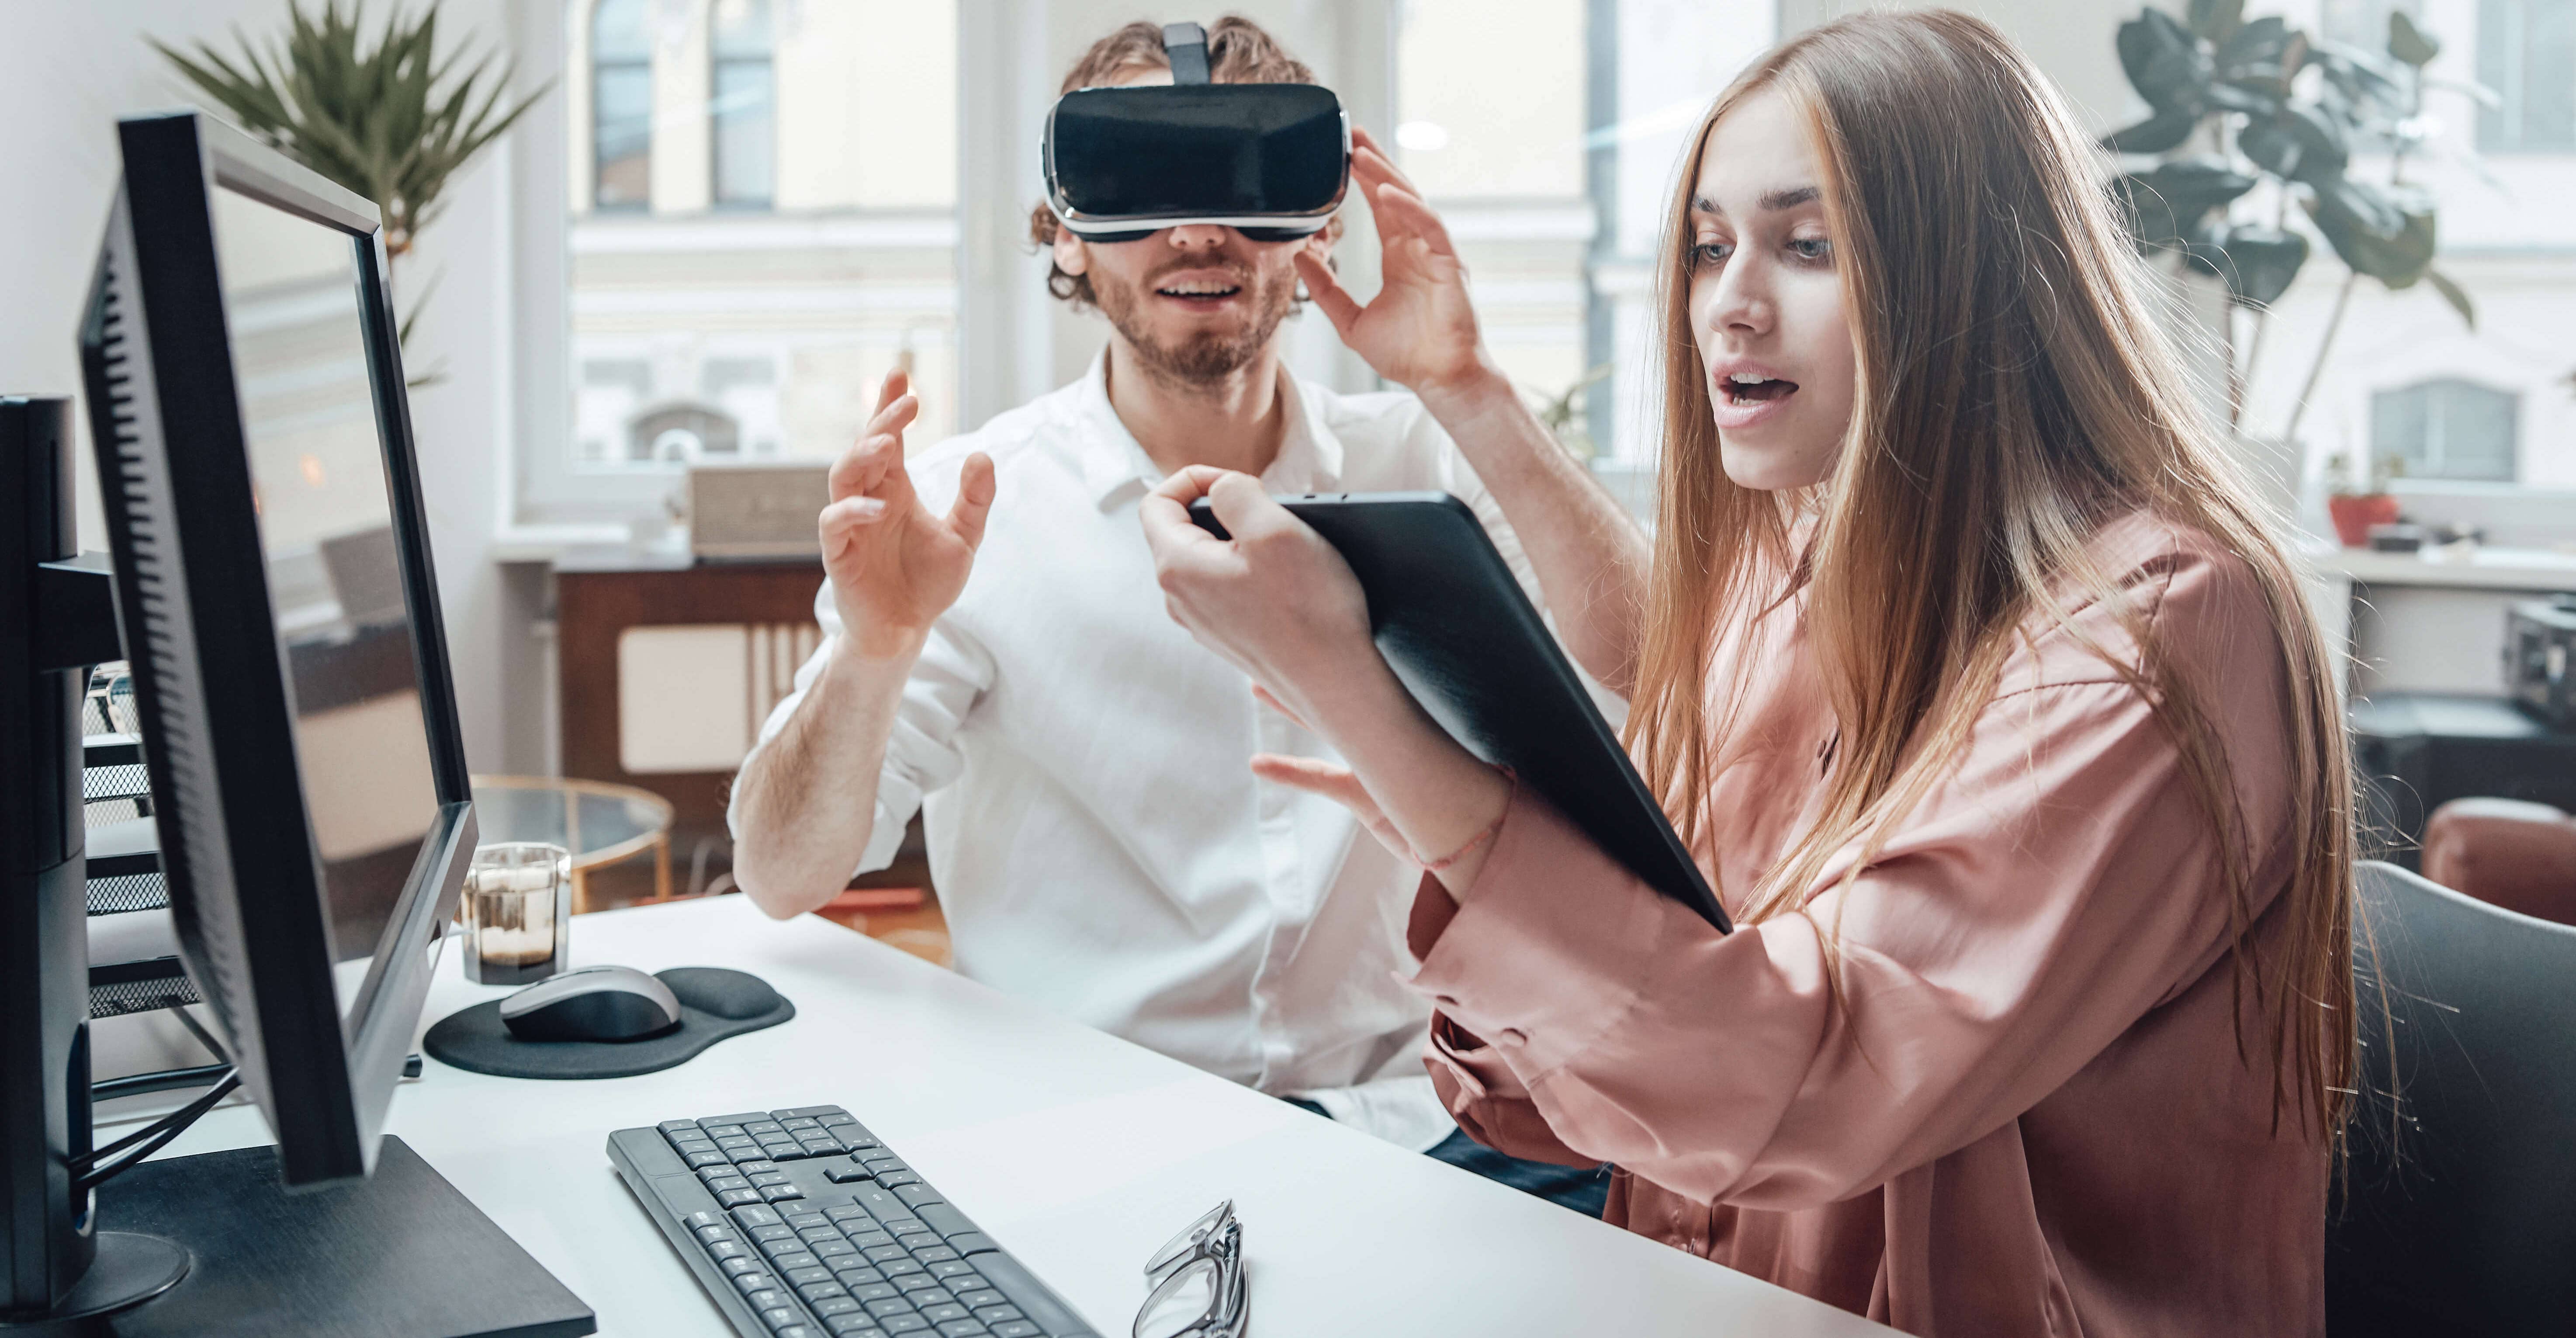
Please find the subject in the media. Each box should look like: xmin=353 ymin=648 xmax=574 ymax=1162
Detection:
xmin=1417 ymin=768 xmax=1515 ymax=874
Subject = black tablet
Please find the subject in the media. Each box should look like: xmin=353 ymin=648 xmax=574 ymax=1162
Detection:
xmin=1191 ymin=491 xmax=1730 ymax=931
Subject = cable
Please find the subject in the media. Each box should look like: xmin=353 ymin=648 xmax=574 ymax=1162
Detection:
xmin=170 ymin=1003 xmax=230 ymax=1065
xmin=72 ymin=1068 xmax=239 ymax=1192
xmin=91 ymin=1061 xmax=232 ymax=1103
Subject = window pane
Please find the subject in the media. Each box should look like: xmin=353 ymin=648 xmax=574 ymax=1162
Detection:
xmin=593 ymin=0 xmax=649 ymax=60
xmin=713 ymin=0 xmax=771 ymax=57
xmin=2526 ymin=0 xmax=2576 ymax=150
xmin=595 ymin=63 xmax=653 ymax=209
xmin=713 ymin=62 xmax=775 ymax=206
xmin=2374 ymin=379 xmax=2518 ymax=482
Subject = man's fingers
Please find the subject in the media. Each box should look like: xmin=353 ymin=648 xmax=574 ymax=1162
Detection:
xmin=1204 ymin=470 xmax=1291 ymax=543
xmin=1249 ymin=753 xmax=1376 ymax=814
xmin=1148 ymin=463 xmax=1233 ymax=508
xmin=1368 ymin=179 xmax=1460 ymax=263
xmin=946 ymin=451 xmax=997 ymax=552
xmin=817 ymin=494 xmax=891 ymax=557
xmin=828 ymin=429 xmax=910 ymax=504
xmin=1293 ymin=251 xmax=1363 ymax=337
xmin=1350 ymin=126 xmax=1428 ymax=200
xmin=862 ymin=391 xmax=920 ymax=444
xmin=873 ymin=367 xmax=911 ymax=417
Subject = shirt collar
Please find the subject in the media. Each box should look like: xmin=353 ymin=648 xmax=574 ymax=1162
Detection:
xmin=1069 ymin=351 xmax=1347 ymax=510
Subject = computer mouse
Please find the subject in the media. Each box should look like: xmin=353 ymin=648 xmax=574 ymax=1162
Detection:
xmin=500 ymin=965 xmax=684 ymax=1043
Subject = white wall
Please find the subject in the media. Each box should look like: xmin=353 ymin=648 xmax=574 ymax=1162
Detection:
xmin=0 ymin=0 xmax=521 ymax=774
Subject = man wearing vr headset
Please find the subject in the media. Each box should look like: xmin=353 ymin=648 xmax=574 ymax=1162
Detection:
xmin=729 ymin=17 xmax=1609 ymax=1214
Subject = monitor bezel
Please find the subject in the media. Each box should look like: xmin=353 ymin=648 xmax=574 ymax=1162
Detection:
xmin=79 ymin=110 xmax=474 ymax=1187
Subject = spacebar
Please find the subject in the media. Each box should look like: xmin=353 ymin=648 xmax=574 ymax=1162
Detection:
xmin=968 ymin=1250 xmax=1099 ymax=1338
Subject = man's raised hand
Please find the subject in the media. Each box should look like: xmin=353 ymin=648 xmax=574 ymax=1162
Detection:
xmin=820 ymin=369 xmax=995 ymax=662
xmin=1293 ymin=126 xmax=1494 ymax=397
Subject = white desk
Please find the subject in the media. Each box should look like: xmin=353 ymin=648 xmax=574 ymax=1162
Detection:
xmin=128 ymin=897 xmax=1890 ymax=1337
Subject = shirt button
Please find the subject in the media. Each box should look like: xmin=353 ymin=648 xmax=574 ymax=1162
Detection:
xmin=1498 ymin=1028 xmax=1528 ymax=1045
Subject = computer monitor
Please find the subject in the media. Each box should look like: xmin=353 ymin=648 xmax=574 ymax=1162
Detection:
xmin=76 ymin=109 xmax=475 ymax=1189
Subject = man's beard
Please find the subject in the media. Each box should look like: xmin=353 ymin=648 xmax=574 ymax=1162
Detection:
xmin=1093 ymin=259 xmax=1295 ymax=387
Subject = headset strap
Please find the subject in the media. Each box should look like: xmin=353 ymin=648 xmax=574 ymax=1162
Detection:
xmin=1162 ymin=22 xmax=1212 ymax=85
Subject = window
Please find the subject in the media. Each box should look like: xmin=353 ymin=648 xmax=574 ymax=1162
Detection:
xmin=2479 ymin=0 xmax=2576 ymax=152
xmin=2373 ymin=378 xmax=2520 ymax=482
xmin=711 ymin=0 xmax=776 ymax=208
xmin=541 ymin=0 xmax=959 ymax=526
xmin=592 ymin=0 xmax=652 ymax=210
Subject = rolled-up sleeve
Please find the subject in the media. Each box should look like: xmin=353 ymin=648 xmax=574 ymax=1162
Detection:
xmin=1408 ymin=657 xmax=2286 ymax=1209
xmin=733 ymin=577 xmax=994 ymax=877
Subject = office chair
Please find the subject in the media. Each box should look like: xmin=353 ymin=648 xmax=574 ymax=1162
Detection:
xmin=2421 ymin=797 xmax=2576 ymax=927
xmin=2326 ymin=861 xmax=2576 ymax=1337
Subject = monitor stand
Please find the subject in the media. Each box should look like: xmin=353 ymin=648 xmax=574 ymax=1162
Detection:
xmin=78 ymin=1137 xmax=593 ymax=1338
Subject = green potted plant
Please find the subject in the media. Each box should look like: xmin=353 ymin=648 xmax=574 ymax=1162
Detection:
xmin=153 ymin=0 xmax=549 ymax=384
xmin=2322 ymin=450 xmax=2402 ymax=547
xmin=2102 ymin=1 xmax=2481 ymax=446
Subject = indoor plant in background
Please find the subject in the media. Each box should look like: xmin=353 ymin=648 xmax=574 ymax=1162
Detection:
xmin=2323 ymin=450 xmax=2402 ymax=548
xmin=2102 ymin=0 xmax=2486 ymax=531
xmin=153 ymin=1 xmax=549 ymax=385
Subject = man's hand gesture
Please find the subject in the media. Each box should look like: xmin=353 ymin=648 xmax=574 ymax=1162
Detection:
xmin=1294 ymin=126 xmax=1493 ymax=398
xmin=821 ymin=370 xmax=996 ymax=662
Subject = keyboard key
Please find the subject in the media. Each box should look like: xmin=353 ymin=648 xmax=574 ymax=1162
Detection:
xmin=890 ymin=1183 xmax=940 ymax=1207
xmin=826 ymin=1164 xmax=873 ymax=1184
xmin=942 ymin=1233 xmax=997 ymax=1257
xmin=722 ymin=1255 xmax=765 ymax=1278
xmin=746 ymin=1288 xmax=790 ymax=1308
xmin=764 ymin=1185 xmax=807 ymax=1203
xmin=706 ymin=1176 xmax=753 ymax=1194
xmin=913 ymin=1203 xmax=977 ymax=1238
xmin=708 ymin=1240 xmax=751 ymax=1262
xmin=786 ymin=1212 xmax=831 ymax=1229
xmin=686 ymin=1209 xmax=727 ymax=1229
xmin=850 ymin=1282 xmax=901 ymax=1303
xmin=985 ymin=1324 xmax=1038 ymax=1338
xmin=911 ymin=1245 xmax=960 ymax=1264
xmin=926 ymin=1261 xmax=979 ymax=1283
xmin=785 ymin=1266 xmax=834 ymax=1286
xmin=850 ymin=1186 xmax=905 ymax=1218
xmin=968 ymin=1304 xmax=1021 ymax=1324
xmin=825 ymin=1316 xmax=883 ymax=1336
xmin=776 ymin=1328 xmax=818 ymax=1338
xmin=812 ymin=1240 xmax=860 ymax=1259
xmin=865 ymin=1244 xmax=908 ymax=1263
xmin=876 ymin=1172 xmax=921 ymax=1190
xmin=811 ymin=1296 xmax=862 ymax=1318
xmin=934 ymin=1322 xmax=988 ymax=1338
xmin=733 ymin=1272 xmax=777 ymax=1294
xmin=688 ymin=1151 xmax=734 ymax=1170
xmin=660 ymin=1119 xmax=703 ymax=1133
xmin=880 ymin=1317 xmax=931 ymax=1335
xmin=907 ymin=1287 xmax=956 ymax=1309
xmin=953 ymin=1290 xmax=1003 ymax=1310
xmin=748 ymin=1170 xmax=793 ymax=1187
xmin=851 ymin=1231 xmax=895 ymax=1249
xmin=771 ymin=1252 xmax=821 ymax=1272
xmin=803 ymin=1136 xmax=850 ymax=1155
xmin=879 ymin=1258 xmax=927 ymax=1278
xmin=732 ymin=1204 xmax=784 ymax=1229
xmin=861 ymin=1155 xmax=905 ymax=1173
xmin=893 ymin=1274 xmax=943 ymax=1294
xmin=754 ymin=1224 xmax=800 ymax=1244
xmin=782 ymin=1117 xmax=824 ymax=1132
xmin=895 ymin=1233 xmax=941 ymax=1253
xmin=777 ymin=1105 xmax=849 ymax=1120
xmin=864 ymin=1297 xmax=917 ymax=1319
xmin=918 ymin=1303 xmax=969 ymax=1324
xmin=738 ymin=1159 xmax=782 ymax=1176
xmin=758 ymin=1306 xmax=801 ymax=1328
xmin=720 ymin=1188 xmax=766 ymax=1208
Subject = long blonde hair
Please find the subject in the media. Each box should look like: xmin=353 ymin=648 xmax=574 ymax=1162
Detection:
xmin=1625 ymin=11 xmax=2358 ymax=1135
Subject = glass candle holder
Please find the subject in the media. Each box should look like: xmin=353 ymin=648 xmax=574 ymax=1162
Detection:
xmin=462 ymin=842 xmax=571 ymax=986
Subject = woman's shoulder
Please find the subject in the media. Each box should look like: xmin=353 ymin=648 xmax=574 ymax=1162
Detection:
xmin=2001 ymin=509 xmax=2288 ymax=701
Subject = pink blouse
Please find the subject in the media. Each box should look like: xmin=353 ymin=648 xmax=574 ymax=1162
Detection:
xmin=1408 ymin=513 xmax=2325 ymax=1336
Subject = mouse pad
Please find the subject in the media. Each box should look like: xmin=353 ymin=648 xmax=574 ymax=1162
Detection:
xmin=422 ymin=966 xmax=794 ymax=1080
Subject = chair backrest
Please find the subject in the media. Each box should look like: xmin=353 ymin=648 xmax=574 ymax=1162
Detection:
xmin=2327 ymin=861 xmax=2576 ymax=1337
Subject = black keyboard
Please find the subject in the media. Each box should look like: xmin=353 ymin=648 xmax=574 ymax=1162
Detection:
xmin=608 ymin=1105 xmax=1099 ymax=1338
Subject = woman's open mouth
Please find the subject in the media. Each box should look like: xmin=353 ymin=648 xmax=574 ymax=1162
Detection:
xmin=1720 ymin=372 xmax=1799 ymax=405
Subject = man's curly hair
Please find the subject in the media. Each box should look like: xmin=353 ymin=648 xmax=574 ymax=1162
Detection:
xmin=1029 ymin=16 xmax=1340 ymax=308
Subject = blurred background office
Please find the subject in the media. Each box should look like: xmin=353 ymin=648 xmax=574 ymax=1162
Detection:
xmin=7 ymin=0 xmax=2573 ymax=932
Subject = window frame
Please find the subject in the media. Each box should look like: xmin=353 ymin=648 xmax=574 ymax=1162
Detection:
xmin=709 ymin=0 xmax=776 ymax=211
xmin=2477 ymin=0 xmax=2576 ymax=154
xmin=590 ymin=0 xmax=654 ymax=212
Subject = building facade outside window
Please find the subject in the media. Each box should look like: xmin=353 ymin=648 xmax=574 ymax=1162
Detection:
xmin=592 ymin=0 xmax=653 ymax=210
xmin=2478 ymin=0 xmax=2576 ymax=152
xmin=550 ymin=0 xmax=958 ymax=526
xmin=711 ymin=0 xmax=777 ymax=208
xmin=2373 ymin=378 xmax=2521 ymax=482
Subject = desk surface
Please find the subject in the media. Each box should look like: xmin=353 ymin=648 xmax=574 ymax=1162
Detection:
xmin=143 ymin=897 xmax=1890 ymax=1337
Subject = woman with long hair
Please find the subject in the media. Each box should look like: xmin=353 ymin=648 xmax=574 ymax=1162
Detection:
xmin=1140 ymin=10 xmax=2357 ymax=1335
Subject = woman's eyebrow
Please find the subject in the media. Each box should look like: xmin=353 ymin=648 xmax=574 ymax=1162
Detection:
xmin=1690 ymin=185 xmax=1822 ymax=218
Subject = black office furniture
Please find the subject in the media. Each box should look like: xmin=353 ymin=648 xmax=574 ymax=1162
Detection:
xmin=2347 ymin=692 xmax=2576 ymax=870
xmin=2325 ymin=861 xmax=2576 ymax=1336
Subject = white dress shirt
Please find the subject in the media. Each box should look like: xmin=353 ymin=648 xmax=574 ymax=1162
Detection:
xmin=741 ymin=354 xmax=1557 ymax=1151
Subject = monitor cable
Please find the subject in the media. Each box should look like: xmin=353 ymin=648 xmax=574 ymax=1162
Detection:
xmin=72 ymin=1066 xmax=241 ymax=1193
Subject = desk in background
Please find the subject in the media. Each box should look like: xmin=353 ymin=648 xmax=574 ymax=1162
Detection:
xmin=2350 ymin=692 xmax=2576 ymax=870
xmin=124 ymin=898 xmax=1892 ymax=1337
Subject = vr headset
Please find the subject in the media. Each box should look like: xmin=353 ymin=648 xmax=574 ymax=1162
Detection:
xmin=1042 ymin=21 xmax=1350 ymax=243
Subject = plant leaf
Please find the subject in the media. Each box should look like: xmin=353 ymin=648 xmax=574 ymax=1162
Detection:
xmin=2388 ymin=10 xmax=2440 ymax=68
xmin=2208 ymin=223 xmax=2310 ymax=306
xmin=2306 ymin=182 xmax=2436 ymax=287
xmin=2102 ymin=105 xmax=2201 ymax=154
xmin=2186 ymin=0 xmax=2245 ymax=43
xmin=2424 ymin=269 xmax=2476 ymax=330
xmin=2117 ymin=9 xmax=2213 ymax=114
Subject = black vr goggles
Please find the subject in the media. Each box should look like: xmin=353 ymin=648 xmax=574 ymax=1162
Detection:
xmin=1042 ymin=22 xmax=1351 ymax=243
